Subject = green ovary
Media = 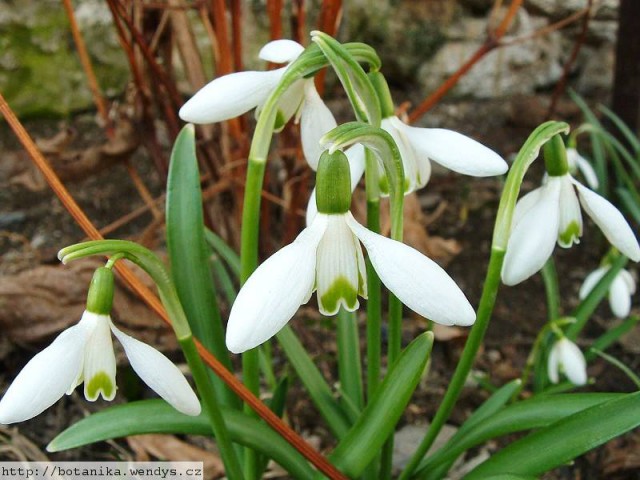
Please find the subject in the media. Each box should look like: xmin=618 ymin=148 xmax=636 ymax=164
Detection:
xmin=85 ymin=371 xmax=115 ymax=401
xmin=319 ymin=276 xmax=359 ymax=314
xmin=559 ymin=221 xmax=581 ymax=246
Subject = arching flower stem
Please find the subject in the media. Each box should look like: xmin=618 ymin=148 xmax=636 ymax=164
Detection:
xmin=58 ymin=241 xmax=245 ymax=480
xmin=399 ymin=121 xmax=570 ymax=480
xmin=238 ymin=41 xmax=380 ymax=479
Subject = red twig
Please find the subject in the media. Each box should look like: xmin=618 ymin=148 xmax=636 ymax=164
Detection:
xmin=546 ymin=0 xmax=594 ymax=118
xmin=408 ymin=0 xmax=523 ymax=123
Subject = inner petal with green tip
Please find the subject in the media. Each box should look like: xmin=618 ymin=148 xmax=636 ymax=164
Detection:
xmin=316 ymin=215 xmax=364 ymax=316
xmin=85 ymin=371 xmax=116 ymax=401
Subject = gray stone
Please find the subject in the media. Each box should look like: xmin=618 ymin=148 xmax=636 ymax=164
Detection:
xmin=418 ymin=9 xmax=564 ymax=98
xmin=576 ymin=45 xmax=615 ymax=93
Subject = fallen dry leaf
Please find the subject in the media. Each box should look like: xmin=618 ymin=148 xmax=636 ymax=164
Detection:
xmin=4 ymin=115 xmax=140 ymax=192
xmin=127 ymin=434 xmax=224 ymax=480
xmin=0 ymin=259 xmax=176 ymax=352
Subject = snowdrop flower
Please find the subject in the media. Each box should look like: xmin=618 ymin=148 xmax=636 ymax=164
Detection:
xmin=548 ymin=337 xmax=587 ymax=386
xmin=179 ymin=39 xmax=336 ymax=169
xmin=0 ymin=268 xmax=201 ymax=424
xmin=374 ymin=115 xmax=508 ymax=195
xmin=227 ymin=150 xmax=475 ymax=353
xmin=579 ymin=265 xmax=636 ymax=318
xmin=501 ymin=172 xmax=640 ymax=286
xmin=566 ymin=147 xmax=598 ymax=189
xmin=305 ymin=119 xmax=507 ymax=224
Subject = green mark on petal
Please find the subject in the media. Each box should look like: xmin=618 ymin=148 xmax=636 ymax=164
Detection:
xmin=85 ymin=372 xmax=116 ymax=401
xmin=319 ymin=276 xmax=359 ymax=315
xmin=274 ymin=109 xmax=287 ymax=132
xmin=558 ymin=221 xmax=581 ymax=247
xmin=379 ymin=174 xmax=390 ymax=196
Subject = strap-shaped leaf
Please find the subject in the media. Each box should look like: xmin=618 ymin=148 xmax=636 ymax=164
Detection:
xmin=166 ymin=125 xmax=236 ymax=408
xmin=465 ymin=392 xmax=640 ymax=478
xmin=328 ymin=332 xmax=434 ymax=478
xmin=415 ymin=393 xmax=622 ymax=478
xmin=48 ymin=400 xmax=315 ymax=480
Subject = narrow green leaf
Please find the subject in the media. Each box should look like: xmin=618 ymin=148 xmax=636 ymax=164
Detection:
xmin=47 ymin=400 xmax=315 ymax=480
xmin=277 ymin=325 xmax=351 ymax=438
xmin=568 ymin=90 xmax=608 ymax=196
xmin=415 ymin=393 xmax=622 ymax=478
xmin=457 ymin=379 xmax=522 ymax=437
xmin=598 ymin=104 xmax=640 ymax=154
xmin=567 ymin=254 xmax=628 ymax=340
xmin=337 ymin=309 xmax=364 ymax=413
xmin=587 ymin=315 xmax=640 ymax=361
xmin=166 ymin=125 xmax=236 ymax=408
xmin=418 ymin=380 xmax=522 ymax=480
xmin=465 ymin=392 xmax=640 ymax=478
xmin=616 ymin=188 xmax=640 ymax=223
xmin=204 ymin=228 xmax=240 ymax=279
xmin=328 ymin=332 xmax=434 ymax=478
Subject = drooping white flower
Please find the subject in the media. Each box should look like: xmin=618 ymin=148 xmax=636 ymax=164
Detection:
xmin=501 ymin=173 xmax=640 ymax=286
xmin=566 ymin=148 xmax=598 ymax=190
xmin=374 ymin=116 xmax=508 ymax=196
xmin=0 ymin=311 xmax=201 ymax=424
xmin=179 ymin=39 xmax=336 ymax=169
xmin=579 ymin=266 xmax=636 ymax=318
xmin=548 ymin=337 xmax=588 ymax=386
xmin=304 ymin=119 xmax=507 ymax=224
xmin=226 ymin=211 xmax=476 ymax=353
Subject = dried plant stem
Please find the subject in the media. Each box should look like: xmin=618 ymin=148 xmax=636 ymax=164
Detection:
xmin=62 ymin=0 xmax=113 ymax=137
xmin=408 ymin=0 xmax=523 ymax=123
xmin=546 ymin=1 xmax=593 ymax=118
xmin=0 ymin=93 xmax=346 ymax=480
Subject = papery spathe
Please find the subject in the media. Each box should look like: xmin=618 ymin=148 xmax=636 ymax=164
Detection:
xmin=0 ymin=311 xmax=201 ymax=424
xmin=226 ymin=212 xmax=476 ymax=353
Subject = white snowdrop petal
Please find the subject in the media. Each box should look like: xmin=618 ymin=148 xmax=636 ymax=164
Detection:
xmin=226 ymin=215 xmax=329 ymax=353
xmin=556 ymin=175 xmax=583 ymax=248
xmin=306 ymin=189 xmax=319 ymax=227
xmin=384 ymin=117 xmax=420 ymax=193
xmin=397 ymin=124 xmax=508 ymax=177
xmin=620 ymin=269 xmax=636 ymax=294
xmin=558 ymin=339 xmax=587 ymax=386
xmin=259 ymin=39 xmax=304 ymax=63
xmin=300 ymin=81 xmax=337 ymax=170
xmin=346 ymin=213 xmax=475 ymax=326
xmin=110 ymin=324 xmax=201 ymax=416
xmin=574 ymin=153 xmax=599 ymax=190
xmin=273 ymin=79 xmax=305 ymax=127
xmin=346 ymin=144 xmax=366 ymax=192
xmin=316 ymin=215 xmax=362 ymax=315
xmin=609 ymin=273 xmax=632 ymax=318
xmin=179 ymin=69 xmax=284 ymax=123
xmin=579 ymin=267 xmax=608 ymax=300
xmin=502 ymin=179 xmax=562 ymax=286
xmin=574 ymin=182 xmax=640 ymax=261
xmin=547 ymin=342 xmax=561 ymax=384
xmin=511 ymin=187 xmax=544 ymax=231
xmin=0 ymin=322 xmax=87 ymax=424
xmin=82 ymin=315 xmax=117 ymax=401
